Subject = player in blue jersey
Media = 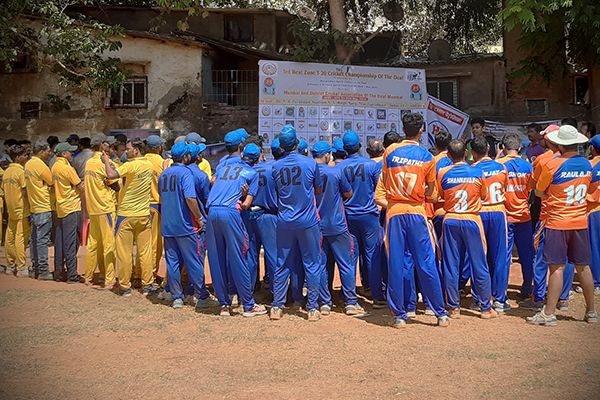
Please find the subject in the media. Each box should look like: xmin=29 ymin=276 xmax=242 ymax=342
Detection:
xmin=471 ymin=137 xmax=511 ymax=313
xmin=338 ymin=130 xmax=385 ymax=308
xmin=270 ymin=125 xmax=323 ymax=321
xmin=298 ymin=138 xmax=309 ymax=156
xmin=206 ymin=135 xmax=267 ymax=318
xmin=159 ymin=142 xmax=208 ymax=309
xmin=331 ymin=138 xmax=347 ymax=165
xmin=312 ymin=141 xmax=367 ymax=317
xmin=214 ymin=128 xmax=250 ymax=172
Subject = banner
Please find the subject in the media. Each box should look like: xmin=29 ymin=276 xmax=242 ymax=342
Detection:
xmin=425 ymin=96 xmax=469 ymax=148
xmin=258 ymin=60 xmax=428 ymax=154
xmin=484 ymin=119 xmax=561 ymax=142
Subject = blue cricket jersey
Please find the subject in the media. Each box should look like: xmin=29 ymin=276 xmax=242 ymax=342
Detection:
xmin=253 ymin=160 xmax=278 ymax=211
xmin=186 ymin=163 xmax=210 ymax=223
xmin=338 ymin=153 xmax=379 ymax=216
xmin=159 ymin=163 xmax=198 ymax=237
xmin=207 ymin=158 xmax=258 ymax=210
xmin=272 ymin=151 xmax=322 ymax=229
xmin=316 ymin=163 xmax=352 ymax=236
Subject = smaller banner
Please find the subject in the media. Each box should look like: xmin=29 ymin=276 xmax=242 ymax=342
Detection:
xmin=425 ymin=96 xmax=469 ymax=148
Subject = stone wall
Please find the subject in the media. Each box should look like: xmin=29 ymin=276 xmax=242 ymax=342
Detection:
xmin=197 ymin=103 xmax=258 ymax=143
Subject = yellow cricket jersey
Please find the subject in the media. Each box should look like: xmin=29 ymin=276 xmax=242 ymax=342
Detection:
xmin=145 ymin=153 xmax=164 ymax=205
xmin=24 ymin=156 xmax=53 ymax=213
xmin=198 ymin=158 xmax=212 ymax=179
xmin=116 ymin=157 xmax=153 ymax=217
xmin=2 ymin=163 xmax=30 ymax=219
xmin=51 ymin=157 xmax=81 ymax=218
xmin=85 ymin=152 xmax=116 ymax=216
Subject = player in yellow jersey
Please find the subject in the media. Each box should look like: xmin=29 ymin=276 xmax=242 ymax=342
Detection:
xmin=51 ymin=142 xmax=85 ymax=283
xmin=83 ymin=134 xmax=119 ymax=288
xmin=24 ymin=141 xmax=54 ymax=280
xmin=2 ymin=145 xmax=31 ymax=277
xmin=143 ymin=135 xmax=166 ymax=280
xmin=103 ymin=138 xmax=155 ymax=296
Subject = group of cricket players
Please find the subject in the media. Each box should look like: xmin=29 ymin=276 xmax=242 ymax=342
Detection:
xmin=1 ymin=111 xmax=599 ymax=328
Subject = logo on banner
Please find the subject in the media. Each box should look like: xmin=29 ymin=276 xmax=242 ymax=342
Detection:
xmin=410 ymin=84 xmax=423 ymax=100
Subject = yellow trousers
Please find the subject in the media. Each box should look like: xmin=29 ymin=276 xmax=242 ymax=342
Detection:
xmin=85 ymin=213 xmax=116 ymax=285
xmin=115 ymin=215 xmax=153 ymax=289
xmin=5 ymin=217 xmax=30 ymax=271
xmin=150 ymin=206 xmax=163 ymax=277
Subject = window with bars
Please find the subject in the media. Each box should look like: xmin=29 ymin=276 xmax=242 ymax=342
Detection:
xmin=203 ymin=70 xmax=258 ymax=106
xmin=526 ymin=99 xmax=548 ymax=116
xmin=106 ymin=77 xmax=147 ymax=108
xmin=426 ymin=79 xmax=458 ymax=107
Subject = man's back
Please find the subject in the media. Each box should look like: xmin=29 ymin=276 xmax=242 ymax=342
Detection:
xmin=316 ymin=164 xmax=350 ymax=236
xmin=473 ymin=158 xmax=508 ymax=206
xmin=438 ymin=163 xmax=485 ymax=214
xmin=3 ymin=163 xmax=29 ymax=219
xmin=24 ymin=156 xmax=52 ymax=213
xmin=272 ymin=152 xmax=320 ymax=229
xmin=116 ymin=157 xmax=153 ymax=217
xmin=338 ymin=154 xmax=378 ymax=216
xmin=498 ymin=155 xmax=532 ymax=223
xmin=186 ymin=163 xmax=210 ymax=221
xmin=145 ymin=153 xmax=165 ymax=205
xmin=159 ymin=164 xmax=197 ymax=237
xmin=84 ymin=152 xmax=116 ymax=215
xmin=72 ymin=148 xmax=94 ymax=179
xmin=253 ymin=160 xmax=278 ymax=211
xmin=208 ymin=159 xmax=258 ymax=210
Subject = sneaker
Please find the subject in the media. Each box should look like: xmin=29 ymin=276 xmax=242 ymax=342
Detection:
xmin=558 ymin=300 xmax=569 ymax=311
xmin=195 ymin=297 xmax=218 ymax=311
xmin=574 ymin=286 xmax=584 ymax=294
xmin=493 ymin=301 xmax=512 ymax=313
xmin=526 ymin=311 xmax=557 ymax=326
xmin=345 ymin=304 xmax=368 ymax=317
xmin=142 ymin=284 xmax=159 ymax=296
xmin=243 ymin=304 xmax=268 ymax=318
xmin=584 ymin=311 xmax=598 ymax=323
xmin=406 ymin=310 xmax=417 ymax=318
xmin=568 ymin=290 xmax=575 ymax=300
xmin=229 ymin=294 xmax=239 ymax=307
xmin=469 ymin=300 xmax=480 ymax=311
xmin=302 ymin=286 xmax=308 ymax=297
xmin=37 ymin=273 xmax=54 ymax=281
xmin=320 ymin=304 xmax=331 ymax=316
xmin=392 ymin=317 xmax=407 ymax=329
xmin=220 ymin=305 xmax=232 ymax=317
xmin=157 ymin=290 xmax=173 ymax=301
xmin=307 ymin=309 xmax=321 ymax=321
xmin=184 ymin=295 xmax=198 ymax=306
xmin=132 ymin=278 xmax=142 ymax=289
xmin=120 ymin=288 xmax=133 ymax=297
xmin=372 ymin=300 xmax=387 ymax=309
xmin=424 ymin=307 xmax=435 ymax=316
xmin=518 ymin=298 xmax=543 ymax=311
xmin=172 ymin=299 xmax=184 ymax=309
xmin=15 ymin=269 xmax=29 ymax=278
xmin=437 ymin=315 xmax=450 ymax=327
xmin=449 ymin=308 xmax=461 ymax=319
xmin=270 ymin=306 xmax=283 ymax=320
xmin=481 ymin=309 xmax=499 ymax=319
xmin=595 ymin=287 xmax=600 ymax=296
xmin=2 ymin=266 xmax=11 ymax=275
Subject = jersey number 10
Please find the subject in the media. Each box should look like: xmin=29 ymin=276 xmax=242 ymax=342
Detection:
xmin=564 ymin=184 xmax=587 ymax=206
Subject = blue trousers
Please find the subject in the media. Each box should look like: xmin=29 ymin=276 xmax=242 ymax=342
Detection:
xmin=319 ymin=231 xmax=358 ymax=306
xmin=164 ymin=233 xmax=209 ymax=301
xmin=481 ymin=210 xmax=509 ymax=303
xmin=507 ymin=221 xmax=534 ymax=297
xmin=589 ymin=210 xmax=600 ymax=288
xmin=206 ymin=207 xmax=255 ymax=311
xmin=272 ymin=223 xmax=322 ymax=310
xmin=532 ymin=221 xmax=575 ymax=303
xmin=386 ymin=213 xmax=447 ymax=319
xmin=348 ymin=213 xmax=384 ymax=301
xmin=248 ymin=211 xmax=278 ymax=292
xmin=403 ymin=252 xmax=417 ymax=312
xmin=442 ymin=217 xmax=493 ymax=312
xmin=242 ymin=211 xmax=259 ymax=289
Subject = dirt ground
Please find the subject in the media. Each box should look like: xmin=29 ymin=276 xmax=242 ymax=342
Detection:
xmin=0 ymin=245 xmax=599 ymax=400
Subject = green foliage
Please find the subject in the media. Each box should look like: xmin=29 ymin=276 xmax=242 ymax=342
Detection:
xmin=502 ymin=0 xmax=600 ymax=81
xmin=47 ymin=94 xmax=72 ymax=112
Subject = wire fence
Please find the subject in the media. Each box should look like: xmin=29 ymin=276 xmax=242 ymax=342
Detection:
xmin=203 ymin=69 xmax=259 ymax=106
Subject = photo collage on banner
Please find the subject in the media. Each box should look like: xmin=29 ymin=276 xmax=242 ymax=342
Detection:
xmin=258 ymin=61 xmax=428 ymax=157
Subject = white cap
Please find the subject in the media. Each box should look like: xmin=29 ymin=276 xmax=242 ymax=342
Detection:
xmin=545 ymin=125 xmax=588 ymax=146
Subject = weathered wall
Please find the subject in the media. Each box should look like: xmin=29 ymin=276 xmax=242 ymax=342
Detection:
xmin=0 ymin=35 xmax=204 ymax=143
xmin=199 ymin=103 xmax=258 ymax=142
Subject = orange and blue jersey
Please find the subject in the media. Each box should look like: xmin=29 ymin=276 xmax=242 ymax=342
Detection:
xmin=473 ymin=157 xmax=508 ymax=209
xmin=437 ymin=162 xmax=487 ymax=216
xmin=207 ymin=159 xmax=258 ymax=210
xmin=536 ymin=152 xmax=592 ymax=230
xmin=532 ymin=149 xmax=555 ymax=182
xmin=338 ymin=154 xmax=379 ymax=216
xmin=498 ymin=155 xmax=533 ymax=223
xmin=588 ymin=156 xmax=600 ymax=287
xmin=272 ymin=152 xmax=321 ymax=229
xmin=431 ymin=150 xmax=453 ymax=230
xmin=316 ymin=164 xmax=352 ymax=236
xmin=252 ymin=160 xmax=278 ymax=211
xmin=587 ymin=156 xmax=600 ymax=213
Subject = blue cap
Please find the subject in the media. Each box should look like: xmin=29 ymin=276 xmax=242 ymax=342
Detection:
xmin=271 ymin=138 xmax=285 ymax=157
xmin=237 ymin=128 xmax=249 ymax=141
xmin=145 ymin=134 xmax=165 ymax=148
xmin=189 ymin=143 xmax=207 ymax=159
xmin=590 ymin=135 xmax=600 ymax=151
xmin=333 ymin=138 xmax=346 ymax=155
xmin=298 ymin=138 xmax=309 ymax=155
xmin=311 ymin=141 xmax=332 ymax=157
xmin=279 ymin=125 xmax=297 ymax=150
xmin=224 ymin=129 xmax=244 ymax=147
xmin=243 ymin=143 xmax=261 ymax=161
xmin=171 ymin=142 xmax=191 ymax=158
xmin=343 ymin=130 xmax=361 ymax=151
xmin=185 ymin=132 xmax=206 ymax=144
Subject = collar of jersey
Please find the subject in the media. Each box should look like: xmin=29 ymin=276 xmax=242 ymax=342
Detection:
xmin=473 ymin=156 xmax=492 ymax=165
xmin=55 ymin=157 xmax=69 ymax=165
xmin=9 ymin=163 xmax=24 ymax=170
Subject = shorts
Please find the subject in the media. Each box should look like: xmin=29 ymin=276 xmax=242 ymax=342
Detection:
xmin=543 ymin=228 xmax=591 ymax=266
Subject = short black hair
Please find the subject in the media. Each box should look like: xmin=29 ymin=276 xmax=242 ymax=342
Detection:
xmin=448 ymin=139 xmax=466 ymax=161
xmin=502 ymin=134 xmax=521 ymax=151
xmin=244 ymin=134 xmax=263 ymax=148
xmin=114 ymin=134 xmax=128 ymax=144
xmin=527 ymin=123 xmax=542 ymax=133
xmin=4 ymin=139 xmax=17 ymax=147
xmin=434 ymin=130 xmax=452 ymax=150
xmin=8 ymin=144 xmax=28 ymax=160
xmin=582 ymin=121 xmax=597 ymax=136
xmin=18 ymin=139 xmax=31 ymax=145
xmin=470 ymin=117 xmax=485 ymax=127
xmin=383 ymin=131 xmax=402 ymax=148
xmin=561 ymin=117 xmax=577 ymax=128
xmin=79 ymin=137 xmax=91 ymax=149
xmin=366 ymin=139 xmax=384 ymax=157
xmin=226 ymin=144 xmax=241 ymax=155
xmin=47 ymin=136 xmax=59 ymax=148
xmin=402 ymin=112 xmax=424 ymax=138
xmin=129 ymin=137 xmax=145 ymax=154
xmin=471 ymin=136 xmax=489 ymax=156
